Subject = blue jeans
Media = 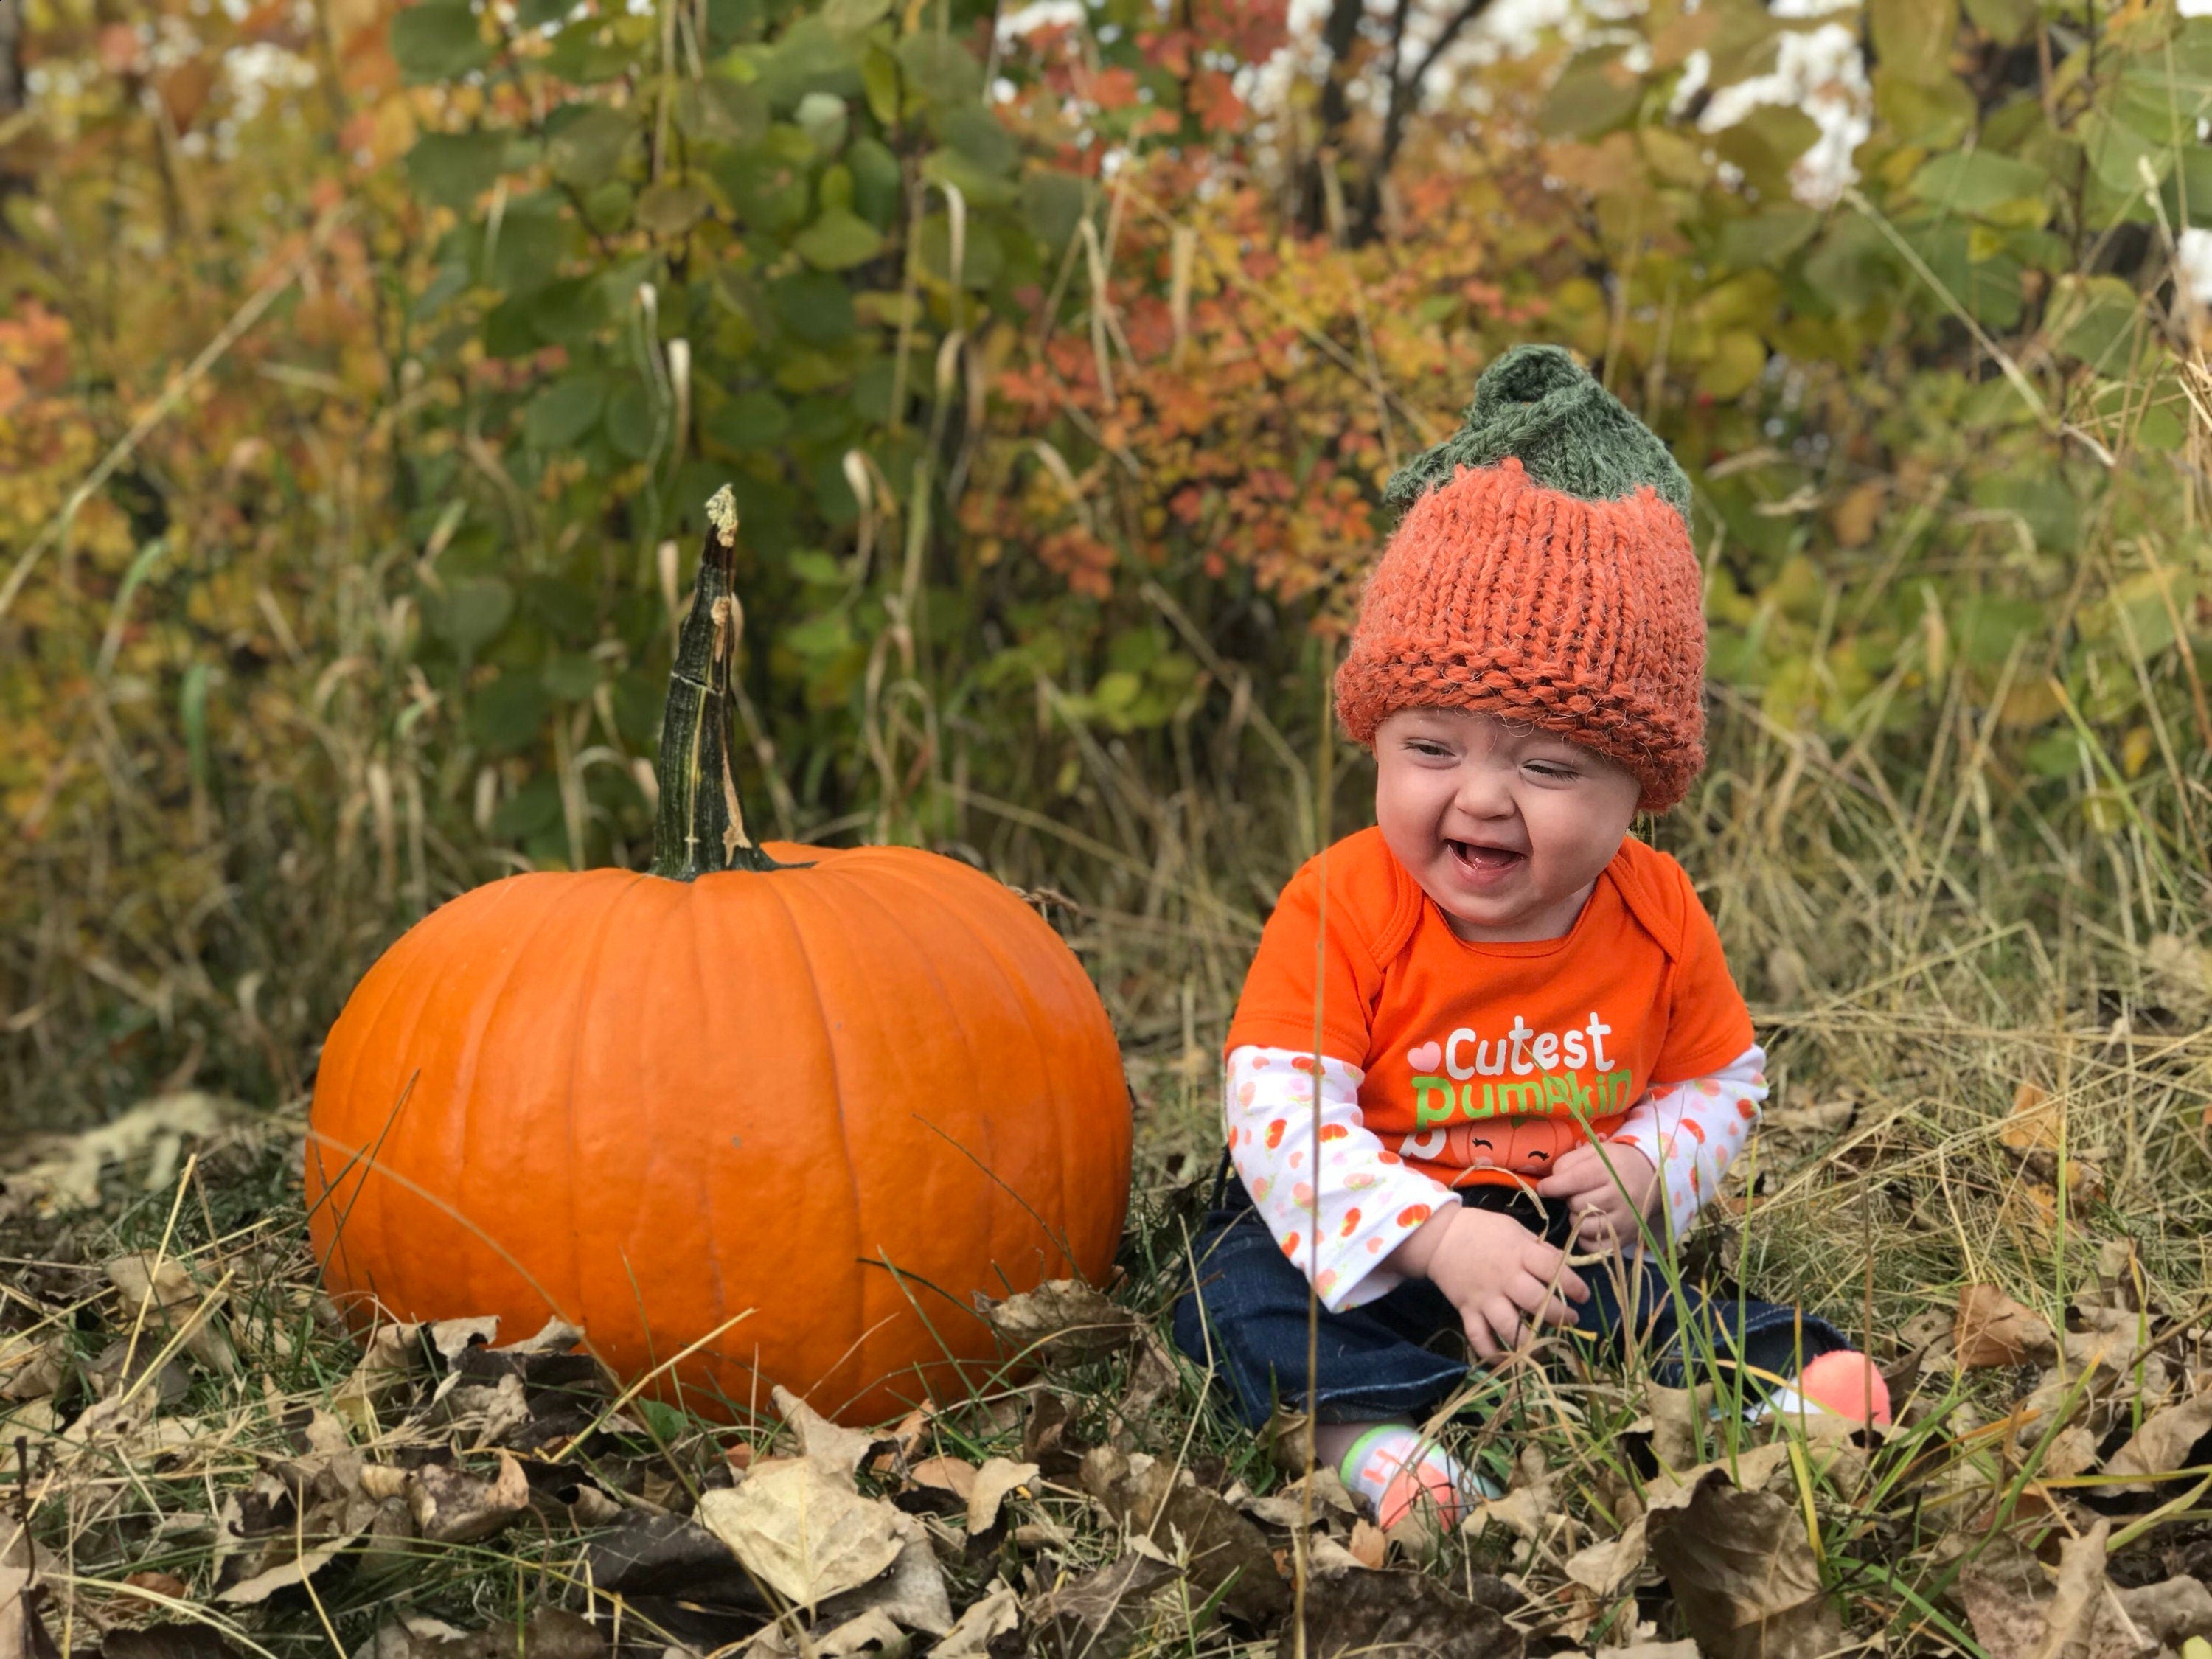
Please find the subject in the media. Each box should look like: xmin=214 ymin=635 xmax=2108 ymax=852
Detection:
xmin=1171 ymin=1170 xmax=1849 ymax=1428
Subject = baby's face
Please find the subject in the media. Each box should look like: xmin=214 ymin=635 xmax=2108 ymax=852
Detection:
xmin=1372 ymin=707 xmax=1641 ymax=942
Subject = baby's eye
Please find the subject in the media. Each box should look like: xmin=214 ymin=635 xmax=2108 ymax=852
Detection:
xmin=1525 ymin=762 xmax=1578 ymax=781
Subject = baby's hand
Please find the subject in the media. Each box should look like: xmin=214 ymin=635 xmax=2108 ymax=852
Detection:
xmin=1388 ymin=1205 xmax=1588 ymax=1362
xmin=1537 ymin=1142 xmax=1658 ymax=1253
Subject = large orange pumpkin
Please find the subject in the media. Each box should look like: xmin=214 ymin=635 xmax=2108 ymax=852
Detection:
xmin=305 ymin=490 xmax=1131 ymax=1423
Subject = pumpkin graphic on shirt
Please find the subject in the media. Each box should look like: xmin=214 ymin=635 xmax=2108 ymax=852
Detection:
xmin=1405 ymin=1116 xmax=1590 ymax=1179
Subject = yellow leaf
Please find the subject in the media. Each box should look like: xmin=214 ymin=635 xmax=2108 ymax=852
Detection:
xmin=1997 ymin=678 xmax=2063 ymax=729
xmin=1998 ymin=1080 xmax=2059 ymax=1151
xmin=2121 ymin=724 xmax=2153 ymax=777
xmin=1966 ymin=223 xmax=2008 ymax=262
xmin=1695 ymin=330 xmax=1768 ymax=400
xmin=1829 ymin=479 xmax=1886 ymax=548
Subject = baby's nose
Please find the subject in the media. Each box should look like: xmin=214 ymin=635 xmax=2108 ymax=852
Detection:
xmin=1453 ymin=768 xmax=1519 ymax=818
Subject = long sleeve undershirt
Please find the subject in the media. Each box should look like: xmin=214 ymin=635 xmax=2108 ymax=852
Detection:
xmin=1224 ymin=1043 xmax=1768 ymax=1312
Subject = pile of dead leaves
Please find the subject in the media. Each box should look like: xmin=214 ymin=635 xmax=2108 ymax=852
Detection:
xmin=12 ymin=1224 xmax=2212 ymax=1659
xmin=0 ymin=1268 xmax=1506 ymax=1659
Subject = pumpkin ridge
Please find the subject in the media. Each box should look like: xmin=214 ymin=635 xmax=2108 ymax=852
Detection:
xmin=344 ymin=933 xmax=445 ymax=1307
xmin=323 ymin=915 xmax=449 ymax=1298
xmin=754 ymin=871 xmax=874 ymax=1408
xmin=447 ymin=874 xmax=594 ymax=1323
xmin=554 ymin=871 xmax=646 ymax=1337
xmin=860 ymin=858 xmax=1086 ymax=1284
xmin=307 ymin=922 xmax=421 ymax=1293
xmin=815 ymin=861 xmax=1009 ymax=1370
xmin=341 ymin=876 xmax=542 ymax=1307
xmin=677 ymin=877 xmax=734 ymax=1370
xmin=964 ymin=860 xmax=1119 ymax=1273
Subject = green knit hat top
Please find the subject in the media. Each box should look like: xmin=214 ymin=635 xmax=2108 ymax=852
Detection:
xmin=1382 ymin=344 xmax=1692 ymax=521
xmin=1338 ymin=341 xmax=1709 ymax=812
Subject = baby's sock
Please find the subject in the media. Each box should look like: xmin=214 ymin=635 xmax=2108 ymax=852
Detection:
xmin=1338 ymin=1425 xmax=1493 ymax=1530
xmin=1753 ymin=1349 xmax=1893 ymax=1428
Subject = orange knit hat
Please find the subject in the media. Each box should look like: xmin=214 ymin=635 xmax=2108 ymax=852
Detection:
xmin=1335 ymin=345 xmax=1707 ymax=813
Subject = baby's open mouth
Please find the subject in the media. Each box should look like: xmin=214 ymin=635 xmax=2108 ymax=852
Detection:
xmin=1448 ymin=839 xmax=1525 ymax=874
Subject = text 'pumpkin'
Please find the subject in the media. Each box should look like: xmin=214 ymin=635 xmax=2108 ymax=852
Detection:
xmin=305 ymin=490 xmax=1132 ymax=1423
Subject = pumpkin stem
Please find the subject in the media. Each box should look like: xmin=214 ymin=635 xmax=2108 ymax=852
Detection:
xmin=648 ymin=487 xmax=797 ymax=880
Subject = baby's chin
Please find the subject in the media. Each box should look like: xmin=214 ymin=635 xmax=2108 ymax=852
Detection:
xmin=1423 ymin=870 xmax=1562 ymax=940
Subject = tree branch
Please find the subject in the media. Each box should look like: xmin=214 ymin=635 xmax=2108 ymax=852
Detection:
xmin=1357 ymin=0 xmax=1495 ymax=238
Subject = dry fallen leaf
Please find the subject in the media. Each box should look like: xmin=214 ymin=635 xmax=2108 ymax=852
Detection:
xmin=1237 ymin=1468 xmax=1363 ymax=1528
xmin=1565 ymin=1516 xmax=1647 ymax=1599
xmin=103 ymin=1627 xmax=246 ymax=1659
xmin=408 ymin=1453 xmax=532 ymax=1545
xmin=977 ymin=1279 xmax=1142 ymax=1365
xmin=218 ymin=1509 xmax=375 ymax=1607
xmin=1117 ymin=1329 xmax=1183 ymax=1418
xmin=500 ymin=1317 xmax=585 ymax=1354
xmin=1026 ymin=1551 xmax=1181 ymax=1659
xmin=1643 ymin=1381 xmax=1713 ymax=1470
xmin=120 ymin=1570 xmax=192 ymax=1604
xmin=812 ymin=1508 xmax=953 ymax=1637
xmin=1646 ymin=1467 xmax=1842 ymax=1659
xmin=908 ymin=1455 xmax=978 ymax=1502
xmin=1461 ymin=1485 xmax=1553 ymax=1545
xmin=1273 ymin=1565 xmax=1522 ymax=1659
xmin=1023 ymin=1391 xmax=1077 ymax=1475
xmin=934 ymin=1579 xmax=1020 ymax=1658
xmin=769 ymin=1384 xmax=878 ymax=1475
xmin=2104 ymin=1393 xmax=2212 ymax=1489
xmin=0 ymin=1334 xmax=62 ymax=1405
xmin=2000 ymin=1081 xmax=2062 ymax=1153
xmin=331 ymin=1323 xmax=425 ymax=1432
xmin=2037 ymin=1426 xmax=2102 ymax=1481
xmin=805 ymin=1609 xmax=905 ymax=1657
xmin=1346 ymin=1519 xmax=1387 ymax=1570
xmin=358 ymin=1607 xmax=605 ymax=1659
xmin=1955 ymin=1284 xmax=2058 ymax=1369
xmin=1763 ymin=1096 xmax=1857 ymax=1138
xmin=359 ymin=1464 xmax=410 ymax=1502
xmin=696 ymin=1458 xmax=903 ymax=1608
xmin=967 ymin=1456 xmax=1040 ymax=1535
xmin=2145 ymin=933 xmax=2212 ymax=1012
xmin=10 ymin=1092 xmax=243 ymax=1211
xmin=1960 ymin=1523 xmax=2120 ymax=1659
xmin=1644 ymin=1443 xmax=1795 ymax=1513
xmin=426 ymin=1317 xmax=501 ymax=1363
xmin=581 ymin=1509 xmax=773 ymax=1645
xmin=2111 ymin=1577 xmax=2212 ymax=1650
xmin=1081 ymin=1447 xmax=1290 ymax=1626
xmin=105 ymin=1254 xmax=237 ymax=1377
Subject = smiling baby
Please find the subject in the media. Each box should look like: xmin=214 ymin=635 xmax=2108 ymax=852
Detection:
xmin=1171 ymin=345 xmax=1890 ymax=1533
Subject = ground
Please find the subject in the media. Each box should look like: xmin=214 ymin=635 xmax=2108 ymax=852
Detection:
xmin=5 ymin=909 xmax=2212 ymax=1659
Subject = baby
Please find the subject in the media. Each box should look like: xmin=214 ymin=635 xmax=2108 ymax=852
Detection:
xmin=1172 ymin=345 xmax=1888 ymax=1531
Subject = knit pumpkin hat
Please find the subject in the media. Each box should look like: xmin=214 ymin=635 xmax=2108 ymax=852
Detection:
xmin=1334 ymin=344 xmax=1707 ymax=813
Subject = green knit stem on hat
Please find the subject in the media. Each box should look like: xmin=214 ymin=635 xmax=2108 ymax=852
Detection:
xmin=1384 ymin=344 xmax=1692 ymax=521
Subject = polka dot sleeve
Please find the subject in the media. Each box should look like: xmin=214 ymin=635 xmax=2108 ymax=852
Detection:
xmin=1223 ymin=1044 xmax=1454 ymax=1312
xmin=1603 ymin=1044 xmax=1766 ymax=1244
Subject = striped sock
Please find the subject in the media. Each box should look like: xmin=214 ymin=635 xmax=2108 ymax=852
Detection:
xmin=1337 ymin=1425 xmax=1492 ymax=1529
